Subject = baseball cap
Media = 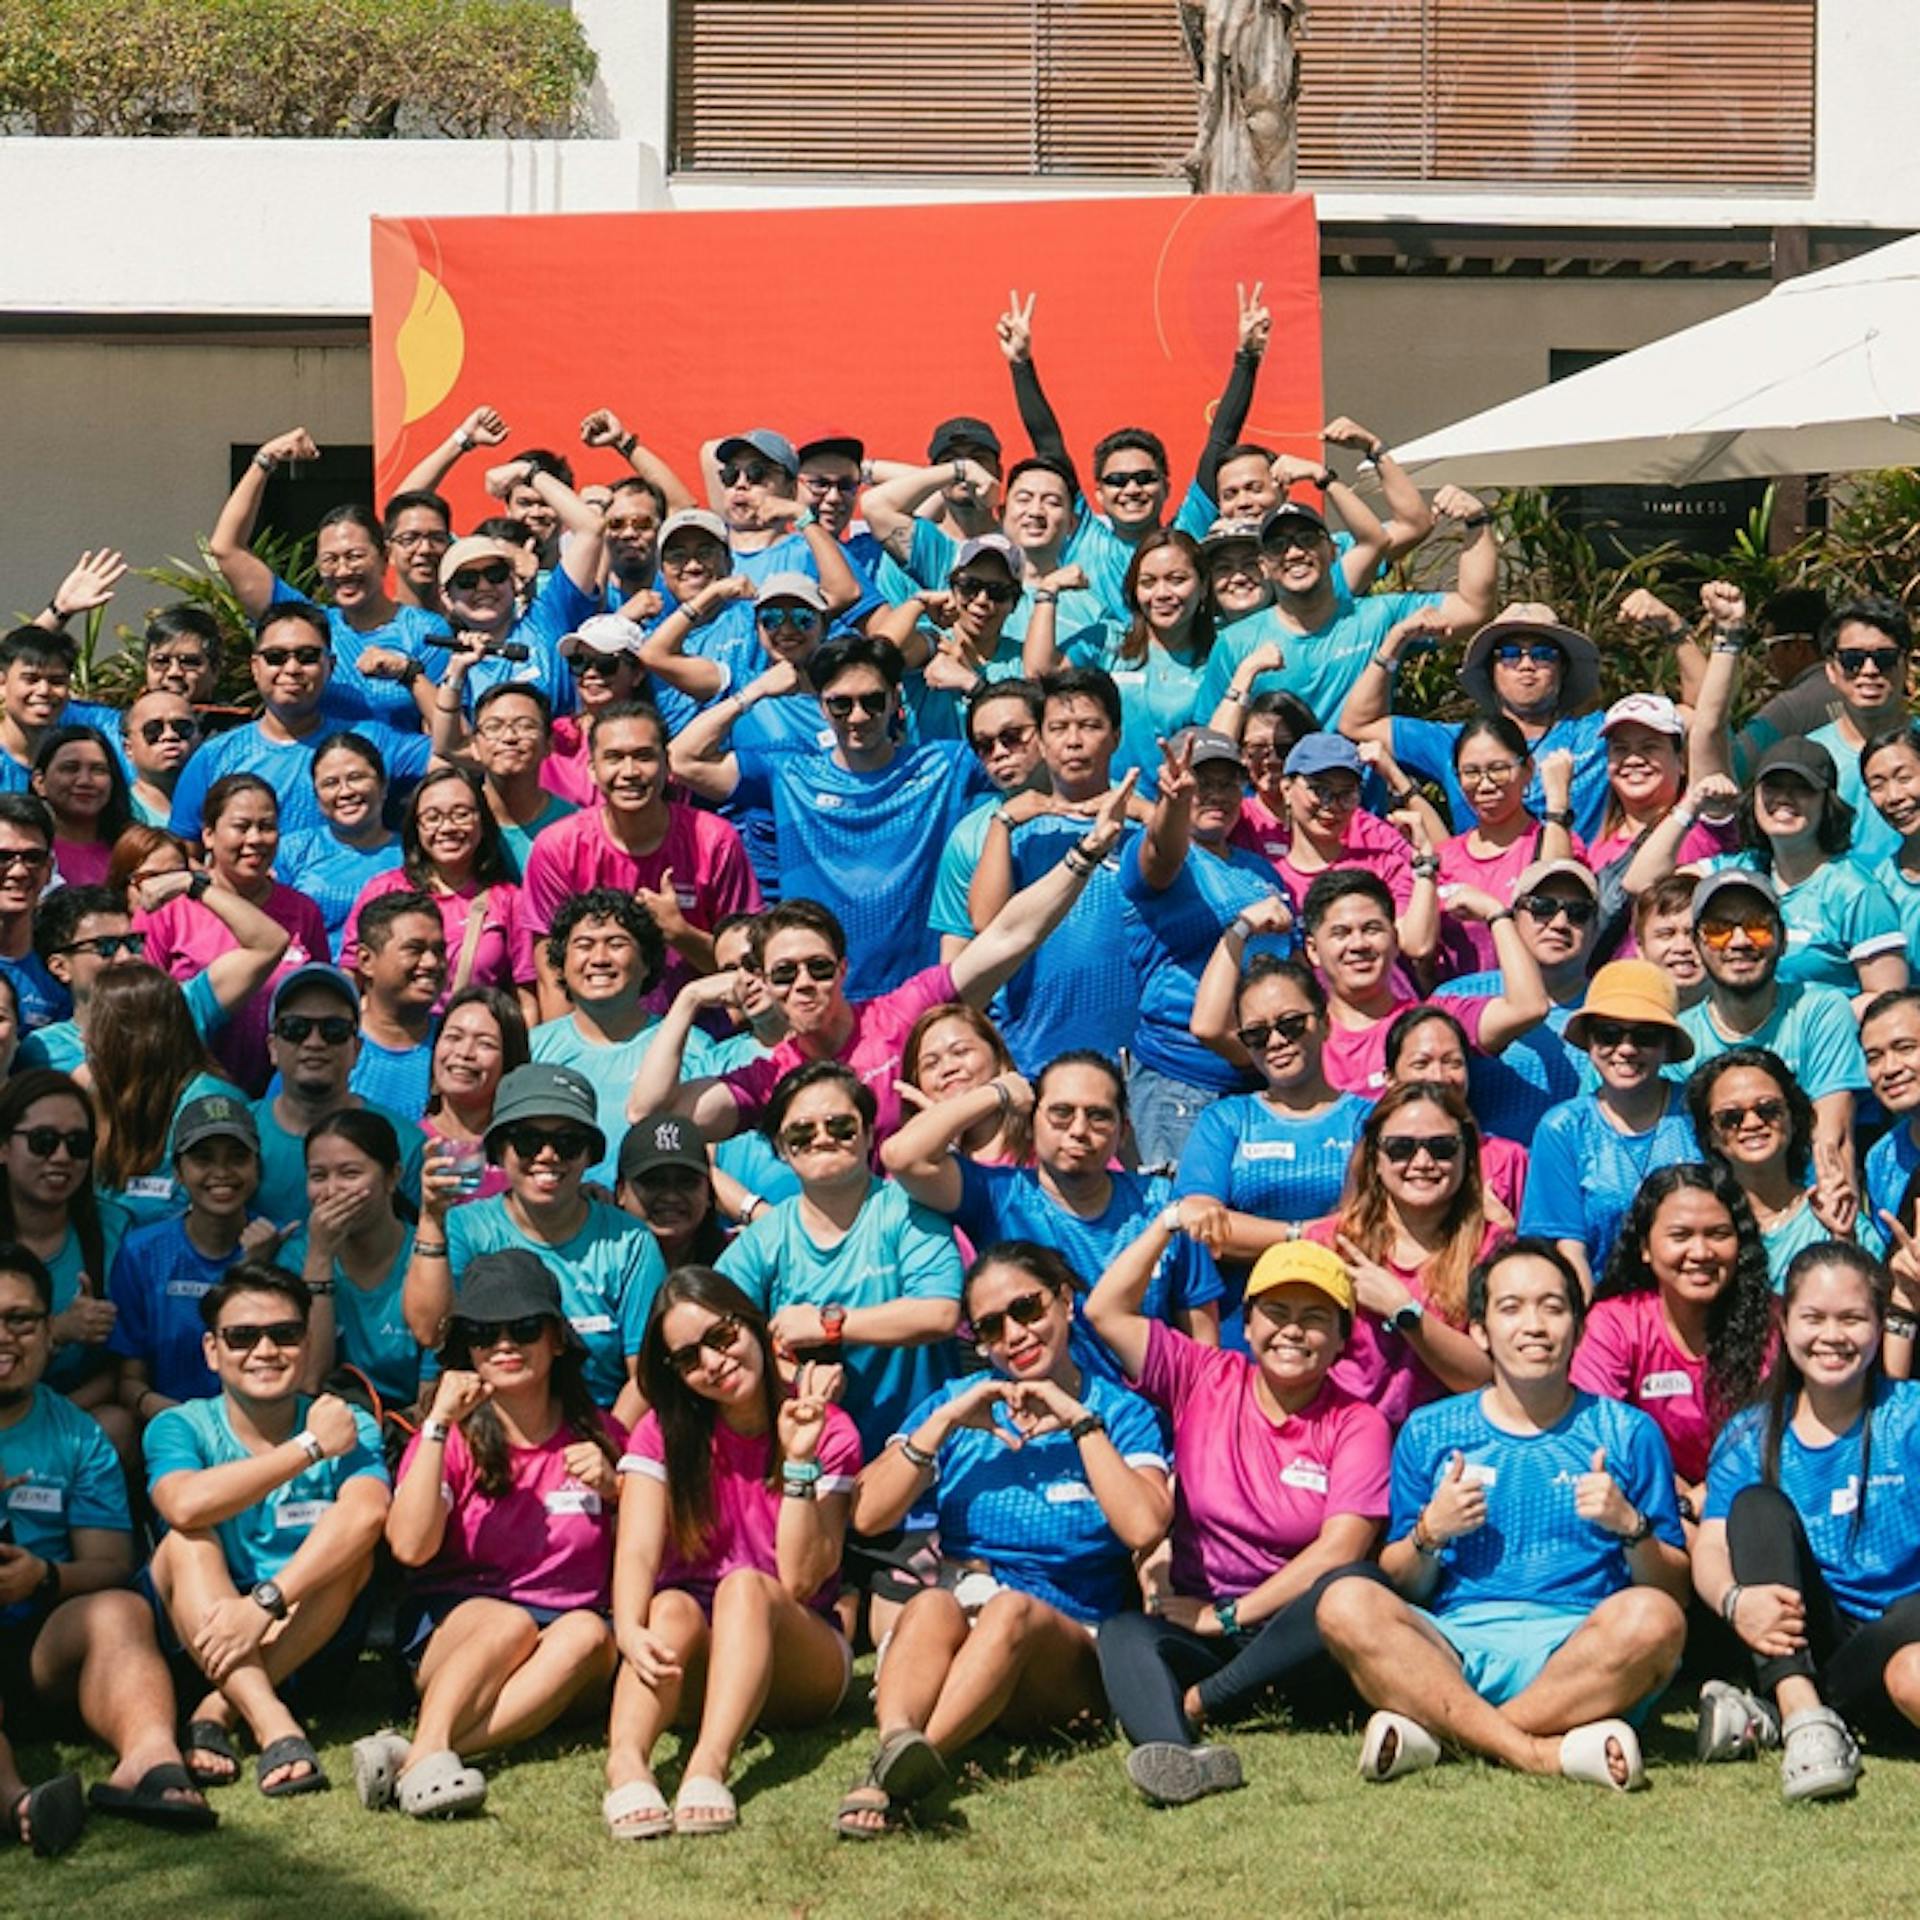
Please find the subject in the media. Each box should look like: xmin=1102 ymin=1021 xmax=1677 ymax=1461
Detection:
xmin=484 ymin=1062 xmax=605 ymax=1162
xmin=659 ymin=507 xmax=729 ymax=549
xmin=1690 ymin=867 xmax=1782 ymax=925
xmin=1752 ymin=736 xmax=1838 ymax=791
xmin=1260 ymin=501 xmax=1330 ymax=543
xmin=1513 ymin=857 xmax=1600 ymax=902
xmin=1165 ymin=724 xmax=1244 ymax=771
xmin=172 ymin=1092 xmax=260 ymax=1160
xmin=715 ymin=429 xmax=799 ymax=477
xmin=1244 ymin=1241 xmax=1355 ymax=1314
xmin=559 ymin=614 xmax=645 ymax=663
xmin=795 ymin=427 xmax=865 ymax=466
xmin=1284 ymin=733 xmax=1364 ymax=780
xmin=269 ymin=961 xmax=360 ymax=1022
xmin=1201 ymin=518 xmax=1263 ymax=553
xmin=448 ymin=1250 xmax=572 ymax=1342
xmin=754 ymin=571 xmax=828 ymax=613
xmin=439 ymin=535 xmax=517 ymax=588
xmin=928 ymin=416 xmax=1002 ymax=465
xmin=619 ymin=1112 xmax=712 ymax=1185
xmin=953 ymin=534 xmax=1022 ymax=577
xmin=1600 ymin=693 xmax=1685 ymax=739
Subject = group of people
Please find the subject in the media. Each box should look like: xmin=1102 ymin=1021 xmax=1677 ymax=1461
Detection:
xmin=8 ymin=284 xmax=1920 ymax=1859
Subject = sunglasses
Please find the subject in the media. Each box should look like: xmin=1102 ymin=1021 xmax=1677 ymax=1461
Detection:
xmin=273 ymin=1012 xmax=356 ymax=1046
xmin=1099 ymin=468 xmax=1163 ymax=492
xmin=951 ymin=574 xmax=1019 ymax=607
xmin=971 ymin=722 xmax=1037 ymax=758
xmin=453 ymin=1314 xmax=551 ymax=1350
xmin=1379 ymin=1133 xmax=1464 ymax=1165
xmin=11 ymin=1125 xmax=93 ymax=1160
xmin=766 ymin=955 xmax=838 ymax=987
xmin=1585 ymin=1018 xmax=1670 ymax=1051
xmin=0 ymin=1307 xmax=48 ymax=1337
xmin=0 ymin=849 xmax=48 ymax=872
xmin=1264 ymin=528 xmax=1325 ymax=555
xmin=823 ymin=691 xmax=889 ymax=719
xmin=449 ymin=562 xmax=514 ymax=591
xmin=780 ymin=1113 xmax=863 ymax=1152
xmin=139 ymin=717 xmax=199 ymax=744
xmin=1697 ymin=915 xmax=1779 ymax=951
xmin=1834 ymin=646 xmax=1906 ymax=678
xmin=719 ymin=461 xmax=779 ymax=488
xmin=1516 ymin=892 xmax=1597 ymax=927
xmin=257 ymin=645 xmax=325 ymax=669
xmin=502 ymin=1124 xmax=596 ymax=1162
xmin=1710 ymin=1097 xmax=1788 ymax=1136
xmin=667 ymin=1313 xmax=745 ymax=1376
xmin=971 ymin=1288 xmax=1052 ymax=1348
xmin=217 ymin=1320 xmax=306 ymax=1353
xmin=1491 ymin=643 xmax=1564 ymax=668
xmin=54 ymin=931 xmax=145 ymax=961
xmin=760 ymin=607 xmax=821 ymax=633
xmin=1236 ymin=1011 xmax=1314 ymax=1051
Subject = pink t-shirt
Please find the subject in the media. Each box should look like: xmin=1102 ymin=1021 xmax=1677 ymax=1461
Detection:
xmin=53 ymin=836 xmax=112 ymax=889
xmin=1306 ymin=1216 xmax=1506 ymax=1430
xmin=520 ymin=803 xmax=762 ymax=1013
xmin=138 ymin=881 xmax=329 ymax=1096
xmin=620 ymin=1403 xmax=862 ymax=1614
xmin=399 ymin=1410 xmax=628 ymax=1612
xmin=341 ymin=868 xmax=535 ymax=1004
xmin=539 ymin=721 xmax=598 ymax=808
xmin=722 ymin=963 xmax=957 ymax=1145
xmin=1569 ymin=1289 xmax=1718 ymax=1484
xmin=1137 ymin=1319 xmax=1391 ymax=1602
xmin=1433 ymin=825 xmax=1589 ymax=980
xmin=1587 ymin=811 xmax=1738 ymax=874
xmin=1321 ymin=994 xmax=1492 ymax=1096
xmin=1232 ymin=801 xmax=1414 ymax=912
xmin=1481 ymin=1133 xmax=1529 ymax=1221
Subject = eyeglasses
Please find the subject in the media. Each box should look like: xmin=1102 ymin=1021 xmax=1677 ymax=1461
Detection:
xmin=0 ymin=848 xmax=49 ymax=872
xmin=1459 ymin=759 xmax=1524 ymax=789
xmin=449 ymin=562 xmax=513 ymax=591
xmin=389 ymin=530 xmax=451 ymax=550
xmin=257 ymin=645 xmax=325 ymax=669
xmin=0 ymin=1307 xmax=48 ymax=1337
xmin=217 ymin=1320 xmax=306 ymax=1353
xmin=273 ymin=1012 xmax=356 ymax=1046
xmin=11 ymin=1125 xmax=93 ymax=1160
xmin=417 ymin=805 xmax=480 ymax=832
xmin=1236 ymin=1011 xmax=1313 ymax=1051
xmin=720 ymin=461 xmax=779 ymax=488
xmin=149 ymin=650 xmax=209 ymax=673
xmin=951 ymin=575 xmax=1019 ymax=607
xmin=803 ymin=474 xmax=862 ymax=496
xmin=1516 ymin=892 xmax=1597 ymax=927
xmin=823 ymin=691 xmax=888 ymax=719
xmin=766 ymin=955 xmax=838 ymax=987
xmin=1302 ymin=777 xmax=1360 ymax=808
xmin=971 ymin=1288 xmax=1053 ymax=1347
xmin=1379 ymin=1133 xmax=1464 ymax=1165
xmin=667 ymin=1313 xmax=745 ymax=1376
xmin=1099 ymin=468 xmax=1163 ymax=493
xmin=779 ymin=1113 xmax=863 ymax=1152
xmin=1697 ymin=915 xmax=1779 ymax=952
xmin=971 ymin=722 xmax=1036 ymax=758
xmin=1585 ymin=1018 xmax=1669 ymax=1051
xmin=476 ymin=718 xmax=543 ymax=742
xmin=452 ymin=1314 xmax=551 ymax=1350
xmin=760 ymin=608 xmax=821 ymax=633
xmin=1710 ymin=1097 xmax=1788 ymax=1136
xmin=503 ymin=1124 xmax=595 ymax=1163
xmin=138 ymin=717 xmax=199 ymax=745
xmin=54 ymin=932 xmax=145 ymax=961
xmin=1834 ymin=646 xmax=1907 ymax=678
xmin=316 ymin=550 xmax=378 ymax=574
xmin=1040 ymin=1102 xmax=1119 ymax=1129
xmin=1491 ymin=644 xmax=1564 ymax=668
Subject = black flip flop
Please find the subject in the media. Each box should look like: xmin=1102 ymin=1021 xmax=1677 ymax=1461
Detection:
xmin=8 ymin=1773 xmax=88 ymax=1858
xmin=258 ymin=1734 xmax=330 ymax=1799
xmin=183 ymin=1719 xmax=241 ymax=1788
xmin=88 ymin=1762 xmax=218 ymax=1831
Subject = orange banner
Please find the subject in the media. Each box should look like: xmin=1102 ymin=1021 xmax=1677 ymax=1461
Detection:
xmin=371 ymin=195 xmax=1322 ymax=518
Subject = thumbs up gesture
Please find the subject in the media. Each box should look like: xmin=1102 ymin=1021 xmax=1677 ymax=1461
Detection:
xmin=1420 ymin=1449 xmax=1487 ymax=1547
xmin=1573 ymin=1446 xmax=1642 ymax=1538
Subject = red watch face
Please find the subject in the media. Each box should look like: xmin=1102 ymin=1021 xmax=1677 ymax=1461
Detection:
xmin=819 ymin=1306 xmax=847 ymax=1340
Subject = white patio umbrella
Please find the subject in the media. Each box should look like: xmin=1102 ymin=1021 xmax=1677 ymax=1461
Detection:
xmin=1390 ymin=231 xmax=1920 ymax=489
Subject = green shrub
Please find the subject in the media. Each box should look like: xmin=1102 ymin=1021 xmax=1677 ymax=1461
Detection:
xmin=0 ymin=0 xmax=596 ymax=137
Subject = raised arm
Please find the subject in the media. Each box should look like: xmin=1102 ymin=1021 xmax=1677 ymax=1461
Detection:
xmin=1018 ymin=565 xmax=1087 ymax=680
xmin=484 ymin=460 xmax=604 ymax=595
xmin=639 ymin=577 xmax=758 ymax=703
xmin=1207 ymin=638 xmax=1287 ymax=739
xmin=32 ymin=549 xmax=128 ymax=635
xmin=210 ymin=427 xmax=316 ymax=619
xmin=1323 ymin=418 xmax=1435 ymax=561
xmin=579 ymin=407 xmax=697 ymax=514
xmin=878 ymin=1072 xmax=1029 ymax=1213
xmin=1188 ymin=896 xmax=1292 ymax=1065
xmin=1138 ymin=736 xmax=1197 ymax=891
xmin=756 ymin=495 xmax=865 ymax=615
xmin=1451 ymin=893 xmax=1551 ymax=1052
xmin=1194 ymin=284 xmax=1272 ymax=495
xmin=1689 ymin=579 xmax=1748 ymax=786
xmin=395 ymin=405 xmax=509 ymax=497
xmin=1427 ymin=487 xmax=1499 ymax=631
xmin=1338 ymin=609 xmax=1453 ymax=746
xmin=133 ymin=868 xmax=292 ymax=1013
xmin=665 ymin=662 xmax=794 ymax=804
xmin=1085 ymin=1202 xmax=1226 ymax=1383
xmin=997 ymin=291 xmax=1074 ymax=484
xmin=864 ymin=462 xmax=996 ymax=564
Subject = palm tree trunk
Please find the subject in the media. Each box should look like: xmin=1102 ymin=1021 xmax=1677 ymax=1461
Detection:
xmin=1181 ymin=0 xmax=1306 ymax=194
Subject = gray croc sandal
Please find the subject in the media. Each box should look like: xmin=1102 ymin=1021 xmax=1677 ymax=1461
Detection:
xmin=1124 ymin=1742 xmax=1244 ymax=1807
xmin=351 ymin=1731 xmax=411 ymax=1812
xmin=397 ymin=1749 xmax=488 ymax=1820
xmin=1696 ymin=1680 xmax=1780 ymax=1763
xmin=1780 ymin=1706 xmax=1861 ymax=1803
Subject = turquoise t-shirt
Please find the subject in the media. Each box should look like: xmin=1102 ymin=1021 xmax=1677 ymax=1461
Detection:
xmin=1704 ymin=852 xmax=1904 ymax=992
xmin=1873 ymin=853 xmax=1920 ymax=954
xmin=446 ymin=1196 xmax=665 ymax=1407
xmin=143 ymin=1392 xmax=388 ymax=1587
xmin=929 ymin=797 xmax=999 ymax=943
xmin=281 ymin=1225 xmax=429 ymax=1407
xmin=45 ymin=1205 xmax=132 ymax=1394
xmin=1066 ymin=631 xmax=1209 ymax=783
xmin=1671 ymin=983 xmax=1868 ymax=1101
xmin=21 ymin=967 xmax=226 ymax=1078
xmin=0 ymin=1385 xmax=130 ymax=1624
xmin=1809 ymin=720 xmax=1901 ymax=868
xmin=1064 ymin=479 xmax=1217 ymax=625
xmin=498 ymin=794 xmax=577 ymax=882
xmin=530 ymin=1012 xmax=715 ymax=1188
xmin=248 ymin=1094 xmax=425 ymax=1231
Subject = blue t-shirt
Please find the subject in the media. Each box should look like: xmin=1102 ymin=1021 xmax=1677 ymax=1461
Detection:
xmin=952 ymin=1162 xmax=1223 ymax=1382
xmin=1671 ymin=983 xmax=1868 ymax=1101
xmin=732 ymin=739 xmax=986 ymax=1000
xmin=460 ymin=569 xmax=601 ymax=717
xmin=1393 ymin=709 xmax=1613 ymax=843
xmin=274 ymin=828 xmax=404 ymax=947
xmin=719 ymin=693 xmax=836 ymax=900
xmin=0 ymin=1387 xmax=130 ymax=1625
xmin=1435 ymin=971 xmax=1584 ymax=1142
xmin=1390 ymin=1388 xmax=1683 ymax=1617
xmin=1518 ymin=1091 xmax=1699 ymax=1276
xmin=1175 ymin=1090 xmax=1369 ymax=1226
xmin=1810 ymin=720 xmax=1900 ymax=869
xmin=348 ymin=1035 xmax=435 ymax=1117
xmin=900 ymin=520 xmax=1109 ymax=666
xmin=0 ymin=949 xmax=70 ymax=1034
xmin=281 ymin=1225 xmax=427 ymax=1408
xmin=144 ymin=1391 xmax=388 ymax=1586
xmin=447 ymin=1197 xmax=664 ymax=1408
xmin=717 ymin=1180 xmax=963 ymax=1456
xmin=531 ymin=1012 xmax=716 ymax=1188
xmin=1706 ymin=1377 xmax=1920 ymax=1619
xmin=105 ymin=1215 xmax=250 ymax=1403
xmin=1702 ymin=851 xmax=1904 ymax=992
xmin=1118 ymin=833 xmax=1291 ymax=1089
xmin=496 ymin=794 xmax=577 ymax=882
xmin=1864 ymin=1120 xmax=1920 ymax=1259
xmin=896 ymin=1365 xmax=1168 ymax=1623
xmin=270 ymin=573 xmax=450 ymax=731
xmin=248 ymin=1094 xmax=424 ymax=1231
xmin=169 ymin=719 xmax=433 ymax=843
xmin=929 ymin=799 xmax=999 ymax=943
xmin=1064 ymin=633 xmax=1208 ymax=785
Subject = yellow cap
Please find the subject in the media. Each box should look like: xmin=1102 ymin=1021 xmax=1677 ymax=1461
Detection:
xmin=1244 ymin=1241 xmax=1354 ymax=1314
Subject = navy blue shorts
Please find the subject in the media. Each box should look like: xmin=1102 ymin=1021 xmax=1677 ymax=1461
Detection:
xmin=396 ymin=1592 xmax=588 ymax=1671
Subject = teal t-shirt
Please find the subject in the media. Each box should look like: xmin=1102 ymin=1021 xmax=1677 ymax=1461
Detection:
xmin=530 ymin=1012 xmax=715 ymax=1188
xmin=281 ymin=1225 xmax=429 ymax=1408
xmin=498 ymin=793 xmax=578 ymax=882
xmin=21 ymin=968 xmax=226 ymax=1078
xmin=248 ymin=1094 xmax=425 ymax=1231
xmin=44 ymin=1205 xmax=132 ymax=1393
xmin=1671 ymin=983 xmax=1868 ymax=1100
xmin=0 ymin=1385 xmax=129 ymax=1623
xmin=1704 ymin=851 xmax=1904 ymax=992
xmin=1810 ymin=720 xmax=1901 ymax=868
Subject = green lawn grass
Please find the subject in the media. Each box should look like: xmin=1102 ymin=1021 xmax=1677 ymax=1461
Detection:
xmin=11 ymin=1661 xmax=1916 ymax=1920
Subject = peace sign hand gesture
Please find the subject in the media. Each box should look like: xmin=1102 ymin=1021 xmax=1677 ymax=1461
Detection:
xmin=996 ymin=290 xmax=1037 ymax=364
xmin=1237 ymin=281 xmax=1272 ymax=355
xmin=1155 ymin=732 xmax=1198 ymax=809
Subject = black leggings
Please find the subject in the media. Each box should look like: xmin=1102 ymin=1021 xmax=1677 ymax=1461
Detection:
xmin=1097 ymin=1562 xmax=1388 ymax=1748
xmin=1727 ymin=1483 xmax=1920 ymax=1738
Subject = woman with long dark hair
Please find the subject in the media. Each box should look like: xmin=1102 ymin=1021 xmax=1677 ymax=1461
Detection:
xmin=898 ymin=1001 xmax=1031 ymax=1168
xmin=1695 ymin=1243 xmax=1920 ymax=1797
xmin=32 ymin=723 xmax=132 ymax=888
xmin=605 ymin=1268 xmax=858 ymax=1839
xmin=1380 ymin=1005 xmax=1529 ymax=1219
xmin=420 ymin=985 xmax=531 ymax=1205
xmin=355 ymin=1251 xmax=622 ymax=1820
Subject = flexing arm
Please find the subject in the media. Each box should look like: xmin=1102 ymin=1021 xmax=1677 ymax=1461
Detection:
xmin=863 ymin=463 xmax=996 ymax=565
xmin=395 ymin=405 xmax=509 ymax=497
xmin=579 ymin=408 xmax=697 ymax=514
xmin=1427 ymin=487 xmax=1499 ymax=630
xmin=1470 ymin=903 xmax=1552 ymax=1052
xmin=878 ymin=1073 xmax=1028 ymax=1213
xmin=1188 ymin=897 xmax=1292 ymax=1066
xmin=1337 ymin=609 xmax=1453 ymax=745
xmin=1017 ymin=565 xmax=1087 ymax=680
xmin=639 ymin=577 xmax=757 ymax=703
xmin=485 ymin=460 xmax=605 ymax=595
xmin=133 ymin=869 xmax=291 ymax=1014
xmin=1323 ymin=418 xmax=1435 ymax=561
xmin=210 ymin=427 xmax=316 ymax=619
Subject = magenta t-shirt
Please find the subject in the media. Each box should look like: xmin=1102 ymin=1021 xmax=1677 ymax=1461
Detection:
xmin=399 ymin=1409 xmax=628 ymax=1612
xmin=1587 ymin=811 xmax=1737 ymax=874
xmin=1433 ymin=825 xmax=1588 ymax=980
xmin=539 ymin=722 xmax=598 ymax=808
xmin=341 ymin=868 xmax=535 ymax=1004
xmin=721 ymin=963 xmax=958 ymax=1145
xmin=1232 ymin=801 xmax=1414 ymax=913
xmin=139 ymin=881 xmax=330 ymax=1095
xmin=520 ymin=803 xmax=762 ymax=1013
xmin=1137 ymin=1320 xmax=1390 ymax=1602
xmin=1482 ymin=1134 xmax=1529 ymax=1220
xmin=53 ymin=837 xmax=113 ymax=889
xmin=1570 ymin=1288 xmax=1725 ymax=1484
xmin=1321 ymin=993 xmax=1492 ymax=1096
xmin=619 ymin=1402 xmax=862 ymax=1614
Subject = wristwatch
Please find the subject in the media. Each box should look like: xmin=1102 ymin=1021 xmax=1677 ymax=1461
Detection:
xmin=250 ymin=1579 xmax=289 ymax=1620
xmin=1620 ymin=1508 xmax=1654 ymax=1547
xmin=32 ymin=1557 xmax=60 ymax=1605
xmin=818 ymin=1303 xmax=847 ymax=1346
xmin=1383 ymin=1300 xmax=1425 ymax=1338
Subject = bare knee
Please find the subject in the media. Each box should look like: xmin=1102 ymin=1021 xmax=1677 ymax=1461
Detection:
xmin=1885 ymin=1644 xmax=1920 ymax=1714
xmin=543 ymin=1610 xmax=615 ymax=1671
xmin=1597 ymin=1586 xmax=1686 ymax=1661
xmin=459 ymin=1600 xmax=543 ymax=1662
xmin=1315 ymin=1574 xmax=1396 ymax=1653
xmin=711 ymin=1568 xmax=784 ymax=1617
xmin=972 ymin=1589 xmax=1048 ymax=1647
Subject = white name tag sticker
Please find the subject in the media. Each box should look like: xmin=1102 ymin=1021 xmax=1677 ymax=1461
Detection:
xmin=1639 ymin=1370 xmax=1692 ymax=1400
xmin=570 ymin=1313 xmax=615 ymax=1336
xmin=1280 ymin=1460 xmax=1328 ymax=1494
xmin=276 ymin=1499 xmax=330 ymax=1531
xmin=1110 ymin=670 xmax=1147 ymax=686
xmin=8 ymin=1483 xmax=63 ymax=1515
xmin=1831 ymin=1479 xmax=1860 ymax=1517
xmin=123 ymin=1175 xmax=175 ymax=1199
xmin=1241 ymin=1140 xmax=1297 ymax=1163
xmin=1460 ymin=1463 xmax=1498 ymax=1489
xmin=1043 ymin=1480 xmax=1096 ymax=1505
xmin=165 ymin=1279 xmax=213 ymax=1299
xmin=545 ymin=1488 xmax=603 ymax=1517
xmin=814 ymin=792 xmax=845 ymax=810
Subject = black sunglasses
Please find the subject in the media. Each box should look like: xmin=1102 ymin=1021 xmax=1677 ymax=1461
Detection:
xmin=1099 ymin=467 xmax=1163 ymax=492
xmin=971 ymin=1288 xmax=1053 ymax=1348
xmin=766 ymin=956 xmax=838 ymax=987
xmin=780 ymin=1113 xmax=862 ymax=1152
xmin=1515 ymin=892 xmax=1598 ymax=927
xmin=139 ymin=717 xmax=199 ymax=744
xmin=1379 ymin=1133 xmax=1464 ymax=1165
xmin=217 ymin=1320 xmax=306 ymax=1353
xmin=54 ymin=931 xmax=145 ymax=961
xmin=1236 ymin=1011 xmax=1313 ymax=1051
xmin=502 ymin=1124 xmax=596 ymax=1163
xmin=453 ymin=1314 xmax=552 ymax=1350
xmin=1834 ymin=645 xmax=1906 ymax=677
xmin=1710 ymin=1097 xmax=1788 ymax=1136
xmin=970 ymin=722 xmax=1036 ymax=758
xmin=823 ymin=691 xmax=889 ymax=719
xmin=273 ymin=1012 xmax=356 ymax=1046
xmin=720 ymin=461 xmax=779 ymax=488
xmin=449 ymin=561 xmax=514 ymax=590
xmin=257 ymin=645 xmax=325 ymax=669
xmin=1585 ymin=1018 xmax=1670 ymax=1051
xmin=667 ymin=1313 xmax=745 ymax=1377
xmin=951 ymin=574 xmax=1019 ymax=607
xmin=11 ymin=1125 xmax=93 ymax=1160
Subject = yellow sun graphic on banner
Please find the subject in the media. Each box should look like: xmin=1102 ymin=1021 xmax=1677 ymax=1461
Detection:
xmin=394 ymin=267 xmax=465 ymax=426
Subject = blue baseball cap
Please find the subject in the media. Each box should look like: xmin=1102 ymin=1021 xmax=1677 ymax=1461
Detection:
xmin=715 ymin=429 xmax=798 ymax=477
xmin=1283 ymin=733 xmax=1364 ymax=780
xmin=269 ymin=962 xmax=360 ymax=1021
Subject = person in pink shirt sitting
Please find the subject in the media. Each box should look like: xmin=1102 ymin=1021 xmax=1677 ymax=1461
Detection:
xmin=352 ymin=1251 xmax=623 ymax=1821
xmin=1088 ymin=1233 xmax=1392 ymax=1807
xmin=605 ymin=1269 xmax=859 ymax=1840
xmin=521 ymin=701 xmax=761 ymax=1022
xmin=1381 ymin=1006 xmax=1529 ymax=1221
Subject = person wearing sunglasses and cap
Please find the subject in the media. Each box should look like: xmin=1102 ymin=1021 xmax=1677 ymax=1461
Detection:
xmin=1088 ymin=1233 xmax=1391 ymax=1806
xmin=1519 ymin=960 xmax=1701 ymax=1291
xmin=1673 ymin=870 xmax=1868 ymax=1235
xmin=145 ymin=1261 xmax=390 ymax=1798
xmin=354 ymin=1251 xmax=623 ymax=1821
xmin=408 ymin=1062 xmax=664 ymax=1425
